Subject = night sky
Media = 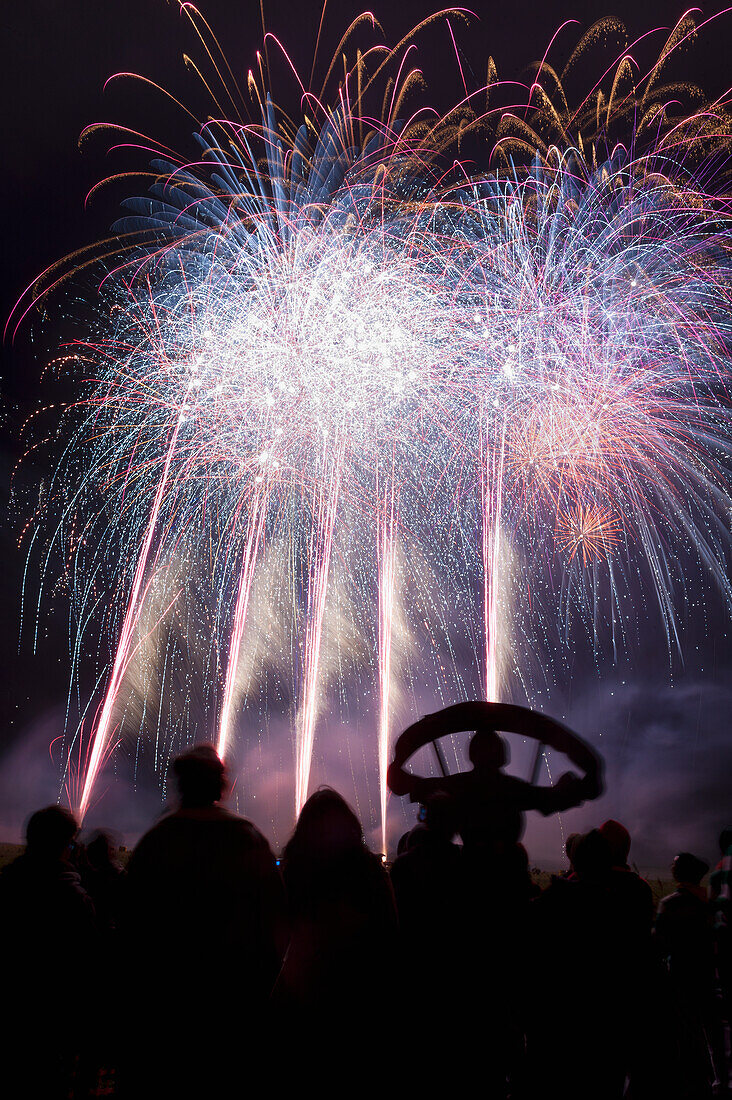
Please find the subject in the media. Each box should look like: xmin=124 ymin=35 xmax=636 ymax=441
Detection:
xmin=1 ymin=0 xmax=731 ymax=862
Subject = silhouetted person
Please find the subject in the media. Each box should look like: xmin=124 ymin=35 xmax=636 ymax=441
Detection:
xmin=656 ymin=853 xmax=713 ymax=985
xmin=82 ymin=829 xmax=124 ymax=934
xmin=563 ymin=831 xmax=582 ymax=876
xmin=387 ymin=701 xmax=603 ymax=864
xmin=657 ymin=853 xmax=725 ymax=1097
xmin=523 ymin=830 xmax=630 ymax=1099
xmin=0 ymin=806 xmax=96 ymax=1099
xmin=710 ymin=826 xmax=731 ymax=1027
xmin=390 ymin=791 xmax=465 ymax=961
xmin=120 ymin=745 xmax=285 ymax=1098
xmin=74 ymin=830 xmax=126 ymax=1093
xmin=599 ymin=818 xmax=655 ymax=939
xmin=388 ymin=703 xmax=602 ymax=1096
xmin=274 ymin=787 xmax=397 ymax=1079
xmin=593 ymin=820 xmax=680 ymax=1099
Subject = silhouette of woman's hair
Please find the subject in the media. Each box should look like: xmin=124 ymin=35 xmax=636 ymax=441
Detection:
xmin=86 ymin=830 xmax=118 ymax=869
xmin=284 ymin=787 xmax=363 ymax=861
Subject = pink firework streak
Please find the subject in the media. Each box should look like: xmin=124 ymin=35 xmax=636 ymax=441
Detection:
xmin=377 ymin=478 xmax=397 ymax=857
xmin=295 ymin=445 xmax=344 ymax=815
xmin=482 ymin=413 xmax=506 ymax=703
xmin=216 ymin=487 xmax=268 ymax=760
xmin=78 ymin=408 xmax=187 ymax=819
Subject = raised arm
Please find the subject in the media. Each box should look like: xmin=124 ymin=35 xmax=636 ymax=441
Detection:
xmin=387 ymin=701 xmax=603 ymax=804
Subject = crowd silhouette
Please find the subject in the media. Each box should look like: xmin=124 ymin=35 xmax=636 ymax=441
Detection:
xmin=0 ymin=701 xmax=729 ymax=1098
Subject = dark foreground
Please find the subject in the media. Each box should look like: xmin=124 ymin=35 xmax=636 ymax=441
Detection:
xmin=0 ymin=749 xmax=729 ymax=1099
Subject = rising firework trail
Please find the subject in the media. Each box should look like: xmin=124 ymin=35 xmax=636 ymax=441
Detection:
xmin=78 ymin=399 xmax=189 ymax=820
xmin=481 ymin=413 xmax=505 ymax=702
xmin=377 ymin=473 xmax=397 ymax=856
xmin=217 ymin=486 xmax=268 ymax=759
xmin=295 ymin=444 xmax=344 ymax=813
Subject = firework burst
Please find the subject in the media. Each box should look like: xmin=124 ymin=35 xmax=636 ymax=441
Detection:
xmin=12 ymin=7 xmax=732 ymax=850
xmin=555 ymin=504 xmax=622 ymax=566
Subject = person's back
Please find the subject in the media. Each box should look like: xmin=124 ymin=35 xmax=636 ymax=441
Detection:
xmin=436 ymin=766 xmax=541 ymax=851
xmin=710 ymin=826 xmax=731 ymax=1022
xmin=656 ymin=854 xmax=714 ymax=991
xmin=276 ymin=788 xmax=397 ymax=1019
xmin=127 ymin=803 xmax=282 ymax=995
xmin=390 ymin=796 xmax=465 ymax=941
xmin=273 ymin=788 xmax=397 ymax=1089
xmin=599 ymin=820 xmax=654 ymax=949
xmin=120 ymin=746 xmax=284 ymax=1097
xmin=524 ymin=830 xmax=628 ymax=1100
xmin=0 ymin=806 xmax=96 ymax=1099
xmin=1 ymin=811 xmax=95 ymax=962
xmin=82 ymin=829 xmax=124 ymax=935
xmin=654 ymin=853 xmax=726 ymax=1096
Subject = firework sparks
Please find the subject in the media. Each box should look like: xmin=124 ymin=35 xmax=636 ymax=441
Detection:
xmin=377 ymin=476 xmax=397 ymax=856
xmin=555 ymin=504 xmax=623 ymax=565
xmin=14 ymin=8 xmax=732 ymax=852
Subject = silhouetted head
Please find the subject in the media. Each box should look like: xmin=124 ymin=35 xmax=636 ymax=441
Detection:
xmin=25 ymin=806 xmax=78 ymax=860
xmin=599 ymin=819 xmax=631 ymax=866
xmin=565 ymin=832 xmax=582 ymax=870
xmin=396 ymin=829 xmax=412 ymax=856
xmin=285 ymin=787 xmax=363 ymax=861
xmin=173 ymin=745 xmax=226 ymax=808
xmin=405 ymin=824 xmax=430 ymax=851
xmin=573 ymin=829 xmax=612 ymax=881
xmin=720 ymin=827 xmax=732 ymax=854
xmin=86 ymin=830 xmax=119 ymax=870
xmin=468 ymin=728 xmax=508 ymax=772
xmin=672 ymin=852 xmax=709 ymax=886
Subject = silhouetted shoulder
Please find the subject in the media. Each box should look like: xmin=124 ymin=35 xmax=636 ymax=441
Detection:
xmin=127 ymin=805 xmax=277 ymax=889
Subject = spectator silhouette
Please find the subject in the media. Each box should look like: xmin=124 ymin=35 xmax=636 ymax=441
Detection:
xmin=120 ymin=745 xmax=285 ymax=1098
xmin=388 ymin=703 xmax=602 ymax=1096
xmin=75 ymin=830 xmax=126 ymax=1093
xmin=598 ymin=821 xmax=682 ymax=1098
xmin=274 ymin=786 xmax=397 ymax=1081
xmin=523 ymin=829 xmax=631 ymax=1099
xmin=563 ymin=831 xmax=582 ymax=876
xmin=0 ymin=806 xmax=95 ymax=942
xmin=710 ymin=826 xmax=731 ymax=1031
xmin=657 ymin=853 xmax=726 ymax=1097
xmin=0 ymin=806 xmax=96 ymax=1099
xmin=656 ymin=853 xmax=713 ymax=985
xmin=82 ymin=829 xmax=124 ymax=935
xmin=387 ymin=701 xmax=603 ymax=866
xmin=390 ymin=792 xmax=465 ymax=967
xmin=599 ymin=818 xmax=654 ymax=939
